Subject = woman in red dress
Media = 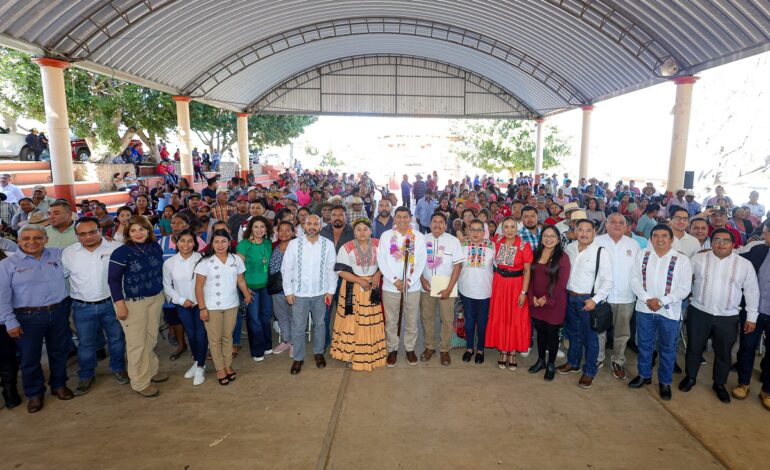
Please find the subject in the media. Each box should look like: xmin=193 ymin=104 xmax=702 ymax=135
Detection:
xmin=486 ymin=216 xmax=533 ymax=371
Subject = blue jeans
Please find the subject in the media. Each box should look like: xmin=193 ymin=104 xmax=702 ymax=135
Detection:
xmin=15 ymin=303 xmax=71 ymax=398
xmin=176 ymin=305 xmax=208 ymax=367
xmin=292 ymin=295 xmax=326 ymax=360
xmin=636 ymin=311 xmax=680 ymax=385
xmin=565 ymin=294 xmax=599 ymax=377
xmin=72 ymin=300 xmax=126 ymax=380
xmin=460 ymin=295 xmax=489 ymax=351
xmin=211 ymin=159 xmax=220 ymax=171
xmin=246 ymin=287 xmax=273 ymax=358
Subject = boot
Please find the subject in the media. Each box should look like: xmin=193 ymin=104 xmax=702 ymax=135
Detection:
xmin=1 ymin=367 xmax=21 ymax=409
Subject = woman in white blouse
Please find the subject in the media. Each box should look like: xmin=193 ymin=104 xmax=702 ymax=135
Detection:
xmin=162 ymin=230 xmax=206 ymax=385
xmin=194 ymin=229 xmax=252 ymax=385
xmin=458 ymin=219 xmax=495 ymax=364
xmin=329 ymin=219 xmax=387 ymax=371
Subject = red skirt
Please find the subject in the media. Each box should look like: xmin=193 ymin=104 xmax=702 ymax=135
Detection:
xmin=485 ymin=272 xmax=531 ymax=353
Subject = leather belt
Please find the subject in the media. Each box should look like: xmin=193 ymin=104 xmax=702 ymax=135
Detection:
xmin=73 ymin=298 xmax=112 ymax=305
xmin=494 ymin=268 xmax=524 ymax=278
xmin=13 ymin=302 xmax=64 ymax=314
xmin=567 ymin=291 xmax=590 ymax=296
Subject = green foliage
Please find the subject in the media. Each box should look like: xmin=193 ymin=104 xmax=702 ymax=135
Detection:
xmin=320 ymin=149 xmax=342 ymax=168
xmin=451 ymin=119 xmax=569 ymax=173
xmin=249 ymin=115 xmax=317 ymax=150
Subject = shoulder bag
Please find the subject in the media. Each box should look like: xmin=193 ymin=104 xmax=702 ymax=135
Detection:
xmin=589 ymin=247 xmax=613 ymax=332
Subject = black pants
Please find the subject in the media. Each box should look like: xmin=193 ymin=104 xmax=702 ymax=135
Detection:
xmin=533 ymin=318 xmax=561 ymax=364
xmin=0 ymin=325 xmax=19 ymax=396
xmin=684 ymin=306 xmax=739 ymax=385
xmin=737 ymin=312 xmax=770 ymax=393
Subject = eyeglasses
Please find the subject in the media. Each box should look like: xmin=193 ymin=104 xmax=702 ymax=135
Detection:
xmin=671 ymin=216 xmax=689 ymax=222
xmin=76 ymin=229 xmax=100 ymax=237
xmin=469 ymin=228 xmax=484 ymax=232
xmin=712 ymin=238 xmax=733 ymax=246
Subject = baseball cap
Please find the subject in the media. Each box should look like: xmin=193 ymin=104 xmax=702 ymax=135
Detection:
xmin=236 ymin=194 xmax=249 ymax=202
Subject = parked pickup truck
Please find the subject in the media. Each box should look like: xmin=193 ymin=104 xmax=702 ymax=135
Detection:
xmin=0 ymin=126 xmax=33 ymax=159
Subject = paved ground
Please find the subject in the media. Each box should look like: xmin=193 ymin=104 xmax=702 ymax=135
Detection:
xmin=2 ymin=328 xmax=767 ymax=470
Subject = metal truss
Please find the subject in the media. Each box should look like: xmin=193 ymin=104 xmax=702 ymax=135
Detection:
xmin=246 ymin=54 xmax=536 ymax=119
xmin=183 ymin=16 xmax=590 ymax=106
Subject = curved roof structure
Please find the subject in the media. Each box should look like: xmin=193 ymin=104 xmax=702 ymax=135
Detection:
xmin=1 ymin=0 xmax=768 ymax=117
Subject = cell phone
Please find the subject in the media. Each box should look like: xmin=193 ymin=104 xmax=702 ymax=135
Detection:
xmin=325 ymin=296 xmax=331 ymax=306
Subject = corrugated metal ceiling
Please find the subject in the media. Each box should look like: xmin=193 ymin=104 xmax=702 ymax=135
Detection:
xmin=0 ymin=0 xmax=768 ymax=117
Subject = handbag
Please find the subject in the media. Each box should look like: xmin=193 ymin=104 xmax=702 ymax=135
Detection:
xmin=266 ymin=272 xmax=283 ymax=295
xmin=588 ymin=247 xmax=613 ymax=332
xmin=369 ymin=286 xmax=382 ymax=305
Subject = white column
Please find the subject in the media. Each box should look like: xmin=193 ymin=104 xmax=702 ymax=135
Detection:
xmin=534 ymin=118 xmax=545 ymax=184
xmin=32 ymin=57 xmax=75 ymax=206
xmin=173 ymin=96 xmax=193 ymax=182
xmin=666 ymin=76 xmax=699 ymax=192
xmin=579 ymin=105 xmax=594 ymax=180
xmin=236 ymin=113 xmax=250 ymax=180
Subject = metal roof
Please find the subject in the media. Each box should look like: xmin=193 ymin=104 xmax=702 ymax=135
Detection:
xmin=0 ymin=0 xmax=768 ymax=117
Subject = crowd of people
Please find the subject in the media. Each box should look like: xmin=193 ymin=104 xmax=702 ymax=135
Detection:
xmin=0 ymin=167 xmax=768 ymax=416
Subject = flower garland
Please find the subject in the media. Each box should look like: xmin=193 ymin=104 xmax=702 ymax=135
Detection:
xmin=390 ymin=228 xmax=416 ymax=281
xmin=426 ymin=240 xmax=444 ymax=270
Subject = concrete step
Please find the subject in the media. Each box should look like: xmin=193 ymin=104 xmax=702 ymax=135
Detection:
xmin=0 ymin=160 xmax=51 ymax=171
xmin=5 ymin=169 xmax=53 ymax=185
xmin=20 ymin=181 xmax=101 ymax=197
xmin=76 ymin=190 xmax=132 ymax=206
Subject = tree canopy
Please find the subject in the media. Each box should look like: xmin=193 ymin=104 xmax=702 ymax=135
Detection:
xmin=450 ymin=119 xmax=569 ymax=174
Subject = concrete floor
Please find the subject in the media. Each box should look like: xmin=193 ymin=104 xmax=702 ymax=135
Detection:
xmin=2 ymin=328 xmax=767 ymax=470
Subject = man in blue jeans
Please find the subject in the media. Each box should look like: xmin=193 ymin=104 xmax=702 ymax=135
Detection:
xmin=627 ymin=224 xmax=693 ymax=401
xmin=62 ymin=217 xmax=128 ymax=396
xmin=0 ymin=224 xmax=74 ymax=413
xmin=557 ymin=218 xmax=613 ymax=389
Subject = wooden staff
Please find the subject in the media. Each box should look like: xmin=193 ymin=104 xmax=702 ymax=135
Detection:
xmin=397 ymin=237 xmax=410 ymax=336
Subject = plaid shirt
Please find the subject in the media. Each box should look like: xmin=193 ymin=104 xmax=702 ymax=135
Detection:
xmin=518 ymin=226 xmax=541 ymax=251
xmin=210 ymin=203 xmax=235 ymax=222
xmin=0 ymin=202 xmax=16 ymax=227
xmin=346 ymin=208 xmax=369 ymax=224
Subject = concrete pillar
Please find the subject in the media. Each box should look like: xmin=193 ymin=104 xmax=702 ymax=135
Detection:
xmin=236 ymin=113 xmax=250 ymax=180
xmin=579 ymin=105 xmax=594 ymax=180
xmin=534 ymin=118 xmax=545 ymax=185
xmin=32 ymin=57 xmax=75 ymax=206
xmin=666 ymin=76 xmax=699 ymax=192
xmin=173 ymin=96 xmax=193 ymax=183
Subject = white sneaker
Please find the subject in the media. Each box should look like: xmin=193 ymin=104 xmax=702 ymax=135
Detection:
xmin=556 ymin=349 xmax=566 ymax=359
xmin=264 ymin=349 xmax=273 ymax=355
xmin=184 ymin=362 xmax=198 ymax=379
xmin=520 ymin=348 xmax=531 ymax=358
xmin=253 ymin=356 xmax=264 ymax=362
xmin=193 ymin=366 xmax=206 ymax=386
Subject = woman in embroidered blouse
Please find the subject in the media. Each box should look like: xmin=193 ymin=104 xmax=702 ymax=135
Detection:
xmin=458 ymin=219 xmax=495 ymax=364
xmin=269 ymin=221 xmax=295 ymax=355
xmin=330 ymin=219 xmax=386 ymax=371
xmin=527 ymin=225 xmax=570 ymax=381
xmin=485 ymin=216 xmax=533 ymax=371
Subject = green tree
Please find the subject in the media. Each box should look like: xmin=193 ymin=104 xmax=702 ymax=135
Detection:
xmin=451 ymin=119 xmax=569 ymax=175
xmin=320 ymin=149 xmax=343 ymax=168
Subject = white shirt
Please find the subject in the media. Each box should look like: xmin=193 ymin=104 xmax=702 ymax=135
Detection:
xmin=422 ymin=232 xmax=464 ymax=287
xmin=671 ymin=231 xmax=701 ymax=259
xmin=163 ymin=252 xmax=202 ymax=306
xmin=691 ymin=251 xmax=760 ymax=322
xmin=596 ymin=234 xmax=639 ymax=304
xmin=630 ymin=248 xmax=693 ymax=321
xmin=193 ymin=253 xmax=246 ymax=310
xmin=0 ymin=183 xmax=24 ymax=204
xmin=62 ymin=240 xmax=119 ymax=302
xmin=281 ymin=235 xmax=337 ymax=297
xmin=458 ymin=240 xmax=495 ymax=299
xmin=565 ymin=240 xmax=614 ymax=304
xmin=744 ymin=201 xmax=765 ymax=218
xmin=376 ymin=228 xmax=427 ymax=293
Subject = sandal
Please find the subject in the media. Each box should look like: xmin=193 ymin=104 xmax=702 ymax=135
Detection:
xmin=498 ymin=353 xmax=508 ymax=370
xmin=226 ymin=370 xmax=237 ymax=382
xmin=169 ymin=345 xmax=188 ymax=361
xmin=217 ymin=374 xmax=229 ymax=386
xmin=508 ymin=352 xmax=517 ymax=371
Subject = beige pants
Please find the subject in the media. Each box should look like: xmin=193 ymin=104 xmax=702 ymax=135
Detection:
xmin=204 ymin=307 xmax=238 ymax=371
xmin=420 ymin=292 xmax=456 ymax=352
xmin=598 ymin=302 xmax=635 ymax=366
xmin=119 ymin=293 xmax=163 ymax=392
xmin=382 ymin=290 xmax=420 ymax=353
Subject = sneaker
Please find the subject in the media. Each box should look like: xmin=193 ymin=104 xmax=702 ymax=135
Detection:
xmin=596 ymin=360 xmax=605 ymax=369
xmin=611 ymin=362 xmax=626 ymax=380
xmin=520 ymin=348 xmax=531 ymax=358
xmin=150 ymin=372 xmax=169 ymax=383
xmin=74 ymin=377 xmax=95 ymax=396
xmin=113 ymin=371 xmax=130 ymax=385
xmin=193 ymin=367 xmax=206 ymax=386
xmin=264 ymin=349 xmax=273 ymax=355
xmin=273 ymin=342 xmax=291 ymax=354
xmin=731 ymin=384 xmax=749 ymax=400
xmin=253 ymin=356 xmax=265 ymax=362
xmin=578 ymin=374 xmax=594 ymax=389
xmin=556 ymin=364 xmax=581 ymax=375
xmin=137 ymin=384 xmax=160 ymax=398
xmin=184 ymin=362 xmax=198 ymax=379
xmin=760 ymin=390 xmax=770 ymax=411
xmin=556 ymin=349 xmax=566 ymax=359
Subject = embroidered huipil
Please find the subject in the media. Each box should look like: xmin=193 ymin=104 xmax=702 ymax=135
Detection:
xmin=630 ymin=248 xmax=693 ymax=321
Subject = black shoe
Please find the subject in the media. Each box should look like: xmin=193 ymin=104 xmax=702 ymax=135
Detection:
xmin=673 ymin=362 xmax=682 ymax=374
xmin=290 ymin=360 xmax=303 ymax=375
xmin=712 ymin=384 xmax=731 ymax=403
xmin=528 ymin=359 xmax=546 ymax=374
xmin=2 ymin=387 xmax=22 ymax=409
xmin=678 ymin=376 xmax=697 ymax=392
xmin=462 ymin=351 xmax=473 ymax=363
xmin=628 ymin=376 xmax=652 ymax=389
xmin=96 ymin=348 xmax=107 ymax=361
xmin=544 ymin=363 xmax=555 ymax=382
xmin=659 ymin=384 xmax=672 ymax=401
xmin=474 ymin=352 xmax=484 ymax=364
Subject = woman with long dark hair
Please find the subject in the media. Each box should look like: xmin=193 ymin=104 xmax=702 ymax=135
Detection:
xmin=527 ymin=225 xmax=571 ymax=381
xmin=194 ymin=229 xmax=252 ymax=385
xmin=237 ymin=216 xmax=274 ymax=362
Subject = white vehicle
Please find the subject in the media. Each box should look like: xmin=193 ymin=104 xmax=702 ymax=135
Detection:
xmin=0 ymin=126 xmax=33 ymax=160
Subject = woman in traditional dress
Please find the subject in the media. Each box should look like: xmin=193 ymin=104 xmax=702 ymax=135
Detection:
xmin=330 ymin=219 xmax=386 ymax=371
xmin=458 ymin=219 xmax=495 ymax=364
xmin=486 ymin=216 xmax=533 ymax=371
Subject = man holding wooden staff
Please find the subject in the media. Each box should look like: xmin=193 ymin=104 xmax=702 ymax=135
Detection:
xmin=377 ymin=207 xmax=427 ymax=367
